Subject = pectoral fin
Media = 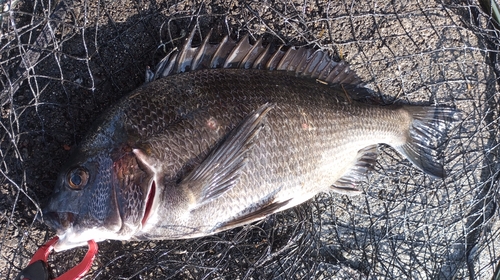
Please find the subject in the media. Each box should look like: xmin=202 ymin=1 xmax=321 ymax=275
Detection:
xmin=180 ymin=103 xmax=274 ymax=206
xmin=331 ymin=145 xmax=378 ymax=195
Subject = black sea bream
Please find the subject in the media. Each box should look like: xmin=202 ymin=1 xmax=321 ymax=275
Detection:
xmin=44 ymin=29 xmax=459 ymax=251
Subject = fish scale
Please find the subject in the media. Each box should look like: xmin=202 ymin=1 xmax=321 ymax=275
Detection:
xmin=44 ymin=33 xmax=459 ymax=251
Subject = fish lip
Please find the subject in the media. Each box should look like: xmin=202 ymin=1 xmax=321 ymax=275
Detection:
xmin=52 ymin=226 xmax=107 ymax=252
xmin=53 ymin=230 xmax=89 ymax=252
xmin=45 ymin=210 xmax=124 ymax=252
xmin=53 ymin=222 xmax=135 ymax=252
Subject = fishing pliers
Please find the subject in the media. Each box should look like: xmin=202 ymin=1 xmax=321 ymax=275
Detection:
xmin=15 ymin=236 xmax=97 ymax=280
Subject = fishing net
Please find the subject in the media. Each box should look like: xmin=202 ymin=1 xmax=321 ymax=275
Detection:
xmin=1 ymin=0 xmax=499 ymax=279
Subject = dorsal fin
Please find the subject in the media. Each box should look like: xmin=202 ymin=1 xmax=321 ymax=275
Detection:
xmin=147 ymin=28 xmax=361 ymax=85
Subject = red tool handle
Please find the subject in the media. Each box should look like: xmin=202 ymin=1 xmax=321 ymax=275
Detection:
xmin=53 ymin=238 xmax=98 ymax=280
xmin=18 ymin=236 xmax=98 ymax=280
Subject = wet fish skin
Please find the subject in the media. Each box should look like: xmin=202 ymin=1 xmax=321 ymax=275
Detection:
xmin=44 ymin=68 xmax=457 ymax=251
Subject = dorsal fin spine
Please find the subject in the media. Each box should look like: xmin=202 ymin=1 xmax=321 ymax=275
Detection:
xmin=176 ymin=27 xmax=197 ymax=73
xmin=295 ymin=48 xmax=314 ymax=74
xmin=224 ymin=34 xmax=251 ymax=68
xmin=192 ymin=29 xmax=213 ymax=71
xmin=210 ymin=35 xmax=233 ymax=68
xmin=150 ymin=30 xmax=361 ymax=85
xmin=266 ymin=46 xmax=285 ymax=70
xmin=276 ymin=47 xmax=294 ymax=70
xmin=240 ymin=37 xmax=264 ymax=69
xmin=304 ymin=51 xmax=324 ymax=77
xmin=252 ymin=43 xmax=272 ymax=69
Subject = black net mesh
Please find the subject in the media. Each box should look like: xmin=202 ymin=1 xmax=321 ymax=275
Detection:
xmin=1 ymin=0 xmax=499 ymax=279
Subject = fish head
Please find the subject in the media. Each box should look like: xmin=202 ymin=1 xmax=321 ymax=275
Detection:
xmin=44 ymin=145 xmax=154 ymax=251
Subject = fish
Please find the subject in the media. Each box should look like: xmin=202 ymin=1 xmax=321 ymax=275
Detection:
xmin=43 ymin=28 xmax=460 ymax=252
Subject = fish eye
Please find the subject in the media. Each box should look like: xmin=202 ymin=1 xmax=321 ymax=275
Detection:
xmin=67 ymin=167 xmax=89 ymax=190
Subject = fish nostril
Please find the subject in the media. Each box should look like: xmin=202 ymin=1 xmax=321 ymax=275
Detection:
xmin=61 ymin=212 xmax=75 ymax=228
xmin=43 ymin=212 xmax=61 ymax=230
xmin=44 ymin=212 xmax=74 ymax=231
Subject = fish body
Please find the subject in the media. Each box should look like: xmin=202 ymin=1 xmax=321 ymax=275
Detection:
xmin=44 ymin=31 xmax=458 ymax=251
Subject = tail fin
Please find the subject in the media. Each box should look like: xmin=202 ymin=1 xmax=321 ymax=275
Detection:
xmin=395 ymin=106 xmax=460 ymax=178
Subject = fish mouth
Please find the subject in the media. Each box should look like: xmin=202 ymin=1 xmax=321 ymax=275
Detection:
xmin=53 ymin=229 xmax=90 ymax=252
xmin=44 ymin=210 xmax=123 ymax=251
xmin=43 ymin=212 xmax=92 ymax=251
xmin=141 ymin=180 xmax=156 ymax=228
xmin=53 ymin=225 xmax=119 ymax=252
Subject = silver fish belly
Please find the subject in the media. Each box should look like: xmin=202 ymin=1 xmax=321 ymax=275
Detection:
xmin=43 ymin=33 xmax=459 ymax=252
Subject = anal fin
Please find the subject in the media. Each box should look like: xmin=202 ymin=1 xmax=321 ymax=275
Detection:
xmin=331 ymin=145 xmax=378 ymax=195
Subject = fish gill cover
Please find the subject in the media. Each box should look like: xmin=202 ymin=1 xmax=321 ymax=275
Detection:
xmin=0 ymin=0 xmax=499 ymax=279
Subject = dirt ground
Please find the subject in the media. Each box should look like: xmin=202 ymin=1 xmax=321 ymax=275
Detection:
xmin=1 ymin=0 xmax=499 ymax=279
